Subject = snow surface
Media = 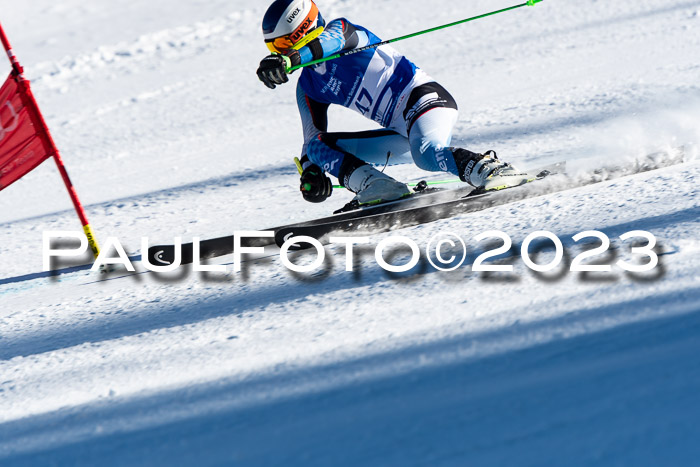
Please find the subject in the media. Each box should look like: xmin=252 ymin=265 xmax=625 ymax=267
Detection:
xmin=1 ymin=0 xmax=699 ymax=465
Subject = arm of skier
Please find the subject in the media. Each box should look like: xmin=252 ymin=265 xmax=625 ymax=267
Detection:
xmin=296 ymin=19 xmax=371 ymax=64
xmin=257 ymin=20 xmax=370 ymax=89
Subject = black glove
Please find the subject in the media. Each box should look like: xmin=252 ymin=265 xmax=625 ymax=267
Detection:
xmin=256 ymin=51 xmax=300 ymax=89
xmin=300 ymin=164 xmax=333 ymax=203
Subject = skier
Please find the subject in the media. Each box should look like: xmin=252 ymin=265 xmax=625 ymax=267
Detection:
xmin=257 ymin=0 xmax=530 ymax=205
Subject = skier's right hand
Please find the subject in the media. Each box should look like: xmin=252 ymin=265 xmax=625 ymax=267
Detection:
xmin=257 ymin=54 xmax=289 ymax=89
xmin=300 ymin=164 xmax=333 ymax=203
xmin=257 ymin=51 xmax=300 ymax=89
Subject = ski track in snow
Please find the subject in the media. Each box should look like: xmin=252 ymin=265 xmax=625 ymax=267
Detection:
xmin=1 ymin=0 xmax=700 ymax=465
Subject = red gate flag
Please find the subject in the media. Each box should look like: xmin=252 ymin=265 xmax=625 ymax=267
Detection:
xmin=0 ymin=20 xmax=100 ymax=259
xmin=0 ymin=72 xmax=53 ymax=191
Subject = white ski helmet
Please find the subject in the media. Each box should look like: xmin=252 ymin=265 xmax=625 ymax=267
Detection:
xmin=262 ymin=0 xmax=325 ymax=53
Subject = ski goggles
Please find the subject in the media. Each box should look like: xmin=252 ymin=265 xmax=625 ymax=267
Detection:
xmin=265 ymin=4 xmax=324 ymax=53
xmin=266 ymin=25 xmax=324 ymax=54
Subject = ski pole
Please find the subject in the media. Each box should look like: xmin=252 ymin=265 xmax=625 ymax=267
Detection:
xmin=286 ymin=0 xmax=543 ymax=73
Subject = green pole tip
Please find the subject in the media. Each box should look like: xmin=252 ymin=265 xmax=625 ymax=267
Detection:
xmin=527 ymin=0 xmax=543 ymax=5
xmin=303 ymin=183 xmax=312 ymax=192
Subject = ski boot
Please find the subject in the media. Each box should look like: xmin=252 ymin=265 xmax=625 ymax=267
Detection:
xmin=451 ymin=148 xmax=532 ymax=191
xmin=345 ymin=164 xmax=411 ymax=205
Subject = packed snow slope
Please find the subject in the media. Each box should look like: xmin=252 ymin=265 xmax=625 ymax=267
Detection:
xmin=1 ymin=0 xmax=700 ymax=465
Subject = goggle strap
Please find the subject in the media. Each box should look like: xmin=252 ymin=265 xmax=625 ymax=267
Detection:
xmin=292 ymin=26 xmax=324 ymax=50
xmin=265 ymin=26 xmax=325 ymax=54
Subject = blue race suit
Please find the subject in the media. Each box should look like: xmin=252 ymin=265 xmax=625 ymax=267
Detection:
xmin=295 ymin=18 xmax=460 ymax=186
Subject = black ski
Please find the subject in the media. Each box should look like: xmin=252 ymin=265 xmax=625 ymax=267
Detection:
xmin=146 ymin=182 xmax=475 ymax=265
xmin=274 ymin=171 xmax=561 ymax=249
xmin=146 ymin=162 xmax=560 ymax=265
xmin=273 ymin=148 xmax=685 ymax=248
xmin=147 ymin=233 xmax=274 ymax=266
xmin=147 ymin=148 xmax=684 ymax=264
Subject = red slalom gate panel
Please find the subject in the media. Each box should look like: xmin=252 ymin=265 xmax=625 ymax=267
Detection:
xmin=0 ymin=72 xmax=54 ymax=191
